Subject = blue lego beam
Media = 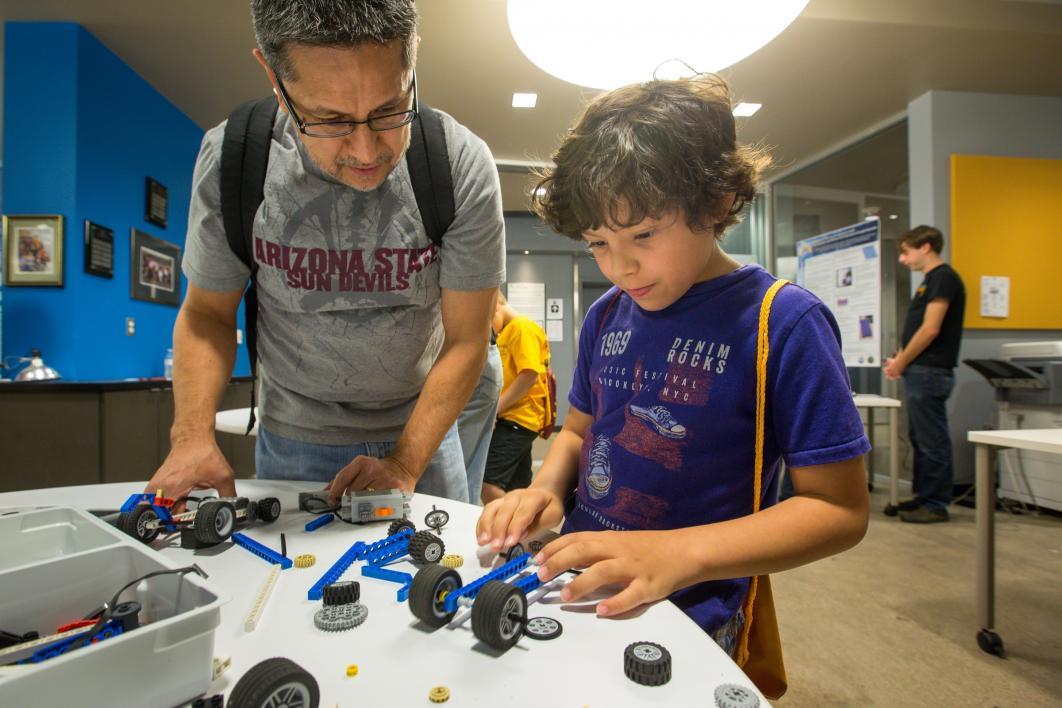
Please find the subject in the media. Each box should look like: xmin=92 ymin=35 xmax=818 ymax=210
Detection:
xmin=443 ymin=553 xmax=534 ymax=613
xmin=307 ymin=527 xmax=413 ymax=600
xmin=361 ymin=565 xmax=413 ymax=602
xmin=231 ymin=532 xmax=293 ymax=569
xmin=305 ymin=514 xmax=335 ymax=532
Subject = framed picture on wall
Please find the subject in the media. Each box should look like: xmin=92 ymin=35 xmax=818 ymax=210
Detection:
xmin=130 ymin=228 xmax=181 ymax=306
xmin=2 ymin=214 xmax=64 ymax=286
xmin=145 ymin=176 xmax=168 ymax=228
xmin=84 ymin=221 xmax=115 ymax=278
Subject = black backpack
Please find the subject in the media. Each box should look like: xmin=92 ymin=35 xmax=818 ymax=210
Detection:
xmin=220 ymin=97 xmax=455 ymax=433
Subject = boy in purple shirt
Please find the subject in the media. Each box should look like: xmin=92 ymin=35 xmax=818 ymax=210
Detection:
xmin=476 ymin=75 xmax=870 ymax=654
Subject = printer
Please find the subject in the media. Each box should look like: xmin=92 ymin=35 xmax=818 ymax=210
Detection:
xmin=965 ymin=341 xmax=1062 ymax=511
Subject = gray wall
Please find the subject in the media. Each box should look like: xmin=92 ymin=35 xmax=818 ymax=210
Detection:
xmin=907 ymin=90 xmax=1062 ymax=483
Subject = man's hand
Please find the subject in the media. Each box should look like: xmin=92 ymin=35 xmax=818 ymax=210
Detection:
xmin=326 ymin=455 xmax=418 ymax=503
xmin=535 ymin=529 xmax=698 ymax=618
xmin=146 ymin=439 xmax=237 ymax=512
xmin=476 ymin=488 xmax=566 ymax=551
xmin=883 ymin=356 xmax=904 ymax=380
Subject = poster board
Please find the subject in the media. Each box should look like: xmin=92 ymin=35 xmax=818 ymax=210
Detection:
xmin=797 ymin=218 xmax=882 ymax=367
xmin=952 ymin=154 xmax=1062 ymax=329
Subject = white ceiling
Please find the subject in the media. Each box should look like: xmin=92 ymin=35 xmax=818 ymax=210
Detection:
xmin=1 ymin=0 xmax=1060 ymax=208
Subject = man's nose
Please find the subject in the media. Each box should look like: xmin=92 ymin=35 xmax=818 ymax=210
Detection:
xmin=342 ymin=124 xmax=378 ymax=165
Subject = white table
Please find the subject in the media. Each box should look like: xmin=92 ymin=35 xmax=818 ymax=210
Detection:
xmin=852 ymin=394 xmax=902 ymax=510
xmin=216 ymin=407 xmax=257 ymax=436
xmin=0 ymin=480 xmax=768 ymax=706
xmin=966 ymin=428 xmax=1062 ymax=656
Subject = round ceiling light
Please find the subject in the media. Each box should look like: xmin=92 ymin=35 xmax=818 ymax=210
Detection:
xmin=507 ymin=0 xmax=809 ymax=90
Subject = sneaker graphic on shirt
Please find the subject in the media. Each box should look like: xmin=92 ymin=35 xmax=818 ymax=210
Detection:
xmin=586 ymin=435 xmax=612 ymax=500
xmin=629 ymin=404 xmax=687 ymax=440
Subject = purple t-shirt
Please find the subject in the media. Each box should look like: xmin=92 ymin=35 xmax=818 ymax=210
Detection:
xmin=563 ymin=264 xmax=870 ymax=635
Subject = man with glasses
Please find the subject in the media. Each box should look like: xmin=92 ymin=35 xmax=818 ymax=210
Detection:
xmin=146 ymin=0 xmax=504 ymax=506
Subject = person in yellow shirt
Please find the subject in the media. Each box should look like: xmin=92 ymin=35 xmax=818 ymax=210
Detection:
xmin=481 ymin=292 xmax=551 ymax=504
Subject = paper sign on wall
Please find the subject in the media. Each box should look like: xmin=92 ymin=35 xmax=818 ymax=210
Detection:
xmin=547 ymin=298 xmax=563 ymax=319
xmin=507 ymin=282 xmax=545 ymax=323
xmin=980 ymin=276 xmax=1010 ymax=318
xmin=546 ymin=319 xmax=564 ymax=342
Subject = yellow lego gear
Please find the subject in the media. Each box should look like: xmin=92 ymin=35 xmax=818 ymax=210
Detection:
xmin=428 ymin=686 xmax=450 ymax=703
xmin=294 ymin=554 xmax=316 ymax=568
xmin=346 ymin=664 xmax=359 ymax=677
xmin=440 ymin=554 xmax=463 ymax=569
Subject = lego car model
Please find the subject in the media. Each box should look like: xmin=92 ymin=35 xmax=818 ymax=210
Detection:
xmin=117 ymin=492 xmax=281 ymax=547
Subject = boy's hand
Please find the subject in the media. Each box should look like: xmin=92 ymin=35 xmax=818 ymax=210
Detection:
xmin=476 ymin=488 xmax=565 ymax=552
xmin=535 ymin=529 xmax=697 ymax=618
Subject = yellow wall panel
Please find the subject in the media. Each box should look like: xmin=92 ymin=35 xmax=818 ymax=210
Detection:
xmin=951 ymin=155 xmax=1062 ymax=329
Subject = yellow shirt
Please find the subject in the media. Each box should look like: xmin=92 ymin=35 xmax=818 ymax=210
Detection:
xmin=497 ymin=316 xmax=550 ymax=432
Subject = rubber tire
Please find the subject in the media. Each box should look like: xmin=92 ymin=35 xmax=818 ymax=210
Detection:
xmin=322 ymin=580 xmax=360 ymax=606
xmin=387 ymin=518 xmax=416 ymax=537
xmin=227 ymin=657 xmax=320 ymax=708
xmin=883 ymin=504 xmax=899 ymax=517
xmin=409 ymin=564 xmax=462 ymax=628
xmin=471 ymin=580 xmax=528 ymax=651
xmin=193 ymin=501 xmax=236 ymax=545
xmin=977 ymin=629 xmax=1005 ymax=656
xmin=118 ymin=505 xmax=160 ymax=543
xmin=623 ymin=641 xmax=672 ymax=686
xmin=408 ymin=530 xmax=445 ymax=564
xmin=258 ymin=497 xmax=282 ymax=523
xmin=504 ymin=542 xmax=526 ymax=562
xmin=244 ymin=500 xmax=258 ymax=523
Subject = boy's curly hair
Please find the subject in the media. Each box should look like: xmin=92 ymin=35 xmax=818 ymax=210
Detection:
xmin=532 ymin=74 xmax=771 ymax=239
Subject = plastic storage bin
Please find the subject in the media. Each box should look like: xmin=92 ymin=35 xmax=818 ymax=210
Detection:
xmin=0 ymin=506 xmax=223 ymax=708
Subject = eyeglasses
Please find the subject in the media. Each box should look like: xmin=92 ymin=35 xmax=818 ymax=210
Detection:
xmin=274 ymin=69 xmax=418 ymax=138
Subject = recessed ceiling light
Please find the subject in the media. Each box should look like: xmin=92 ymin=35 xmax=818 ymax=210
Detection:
xmin=888 ymin=214 xmax=899 ymax=220
xmin=733 ymin=102 xmax=762 ymax=117
xmin=512 ymin=93 xmax=538 ymax=108
xmin=524 ymin=250 xmax=531 ymax=255
xmin=508 ymin=0 xmax=809 ymax=89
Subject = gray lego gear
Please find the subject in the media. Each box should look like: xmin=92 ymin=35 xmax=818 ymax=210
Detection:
xmin=714 ymin=683 xmax=760 ymax=708
xmin=313 ymin=603 xmax=368 ymax=632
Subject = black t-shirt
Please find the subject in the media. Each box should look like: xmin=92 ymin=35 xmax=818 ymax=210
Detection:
xmin=901 ymin=263 xmax=965 ymax=369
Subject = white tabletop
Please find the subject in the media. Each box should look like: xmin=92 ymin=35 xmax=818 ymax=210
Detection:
xmin=0 ymin=480 xmax=767 ymax=707
xmin=966 ymin=428 xmax=1062 ymax=455
xmin=852 ymin=394 xmax=902 ymax=408
xmin=216 ymin=407 xmax=258 ymax=435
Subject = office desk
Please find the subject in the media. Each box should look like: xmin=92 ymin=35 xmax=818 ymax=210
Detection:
xmin=967 ymin=428 xmax=1062 ymax=656
xmin=0 ymin=480 xmax=767 ymax=706
xmin=852 ymin=394 xmax=902 ymax=510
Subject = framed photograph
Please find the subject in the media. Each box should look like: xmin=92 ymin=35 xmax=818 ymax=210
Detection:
xmin=145 ymin=176 xmax=168 ymax=228
xmin=131 ymin=228 xmax=181 ymax=306
xmin=2 ymin=214 xmax=64 ymax=286
xmin=84 ymin=220 xmax=115 ymax=278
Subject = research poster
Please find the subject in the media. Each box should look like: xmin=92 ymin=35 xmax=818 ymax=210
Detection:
xmin=796 ymin=218 xmax=882 ymax=368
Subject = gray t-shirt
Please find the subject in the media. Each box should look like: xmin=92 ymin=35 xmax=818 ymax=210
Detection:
xmin=183 ymin=110 xmax=505 ymax=444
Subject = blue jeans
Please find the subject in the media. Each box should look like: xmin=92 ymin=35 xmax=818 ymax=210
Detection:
xmin=255 ymin=423 xmax=470 ymax=503
xmin=457 ymin=343 xmax=503 ymax=504
xmin=903 ymin=364 xmax=955 ymax=511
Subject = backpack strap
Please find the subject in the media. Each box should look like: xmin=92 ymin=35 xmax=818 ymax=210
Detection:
xmin=221 ymin=96 xmax=277 ymax=434
xmin=405 ymin=104 xmax=455 ymax=246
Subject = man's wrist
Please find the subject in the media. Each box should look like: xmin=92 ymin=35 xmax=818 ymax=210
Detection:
xmin=170 ymin=424 xmax=215 ymax=447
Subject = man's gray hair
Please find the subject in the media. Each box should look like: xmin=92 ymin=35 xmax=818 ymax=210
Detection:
xmin=251 ymin=0 xmax=418 ymax=79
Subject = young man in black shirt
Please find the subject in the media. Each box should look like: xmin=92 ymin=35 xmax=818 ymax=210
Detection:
xmin=884 ymin=226 xmax=966 ymax=523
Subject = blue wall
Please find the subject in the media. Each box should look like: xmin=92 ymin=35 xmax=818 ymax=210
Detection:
xmin=2 ymin=22 xmax=248 ymax=380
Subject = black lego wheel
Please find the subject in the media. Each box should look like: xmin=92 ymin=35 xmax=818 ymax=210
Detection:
xmin=471 ymin=580 xmax=528 ymax=651
xmin=623 ymin=641 xmax=672 ymax=686
xmin=227 ymin=657 xmax=319 ymax=708
xmin=243 ymin=500 xmax=258 ymax=523
xmin=977 ymin=628 xmax=1005 ymax=656
xmin=387 ymin=518 xmax=416 ymax=537
xmin=118 ymin=504 xmax=160 ymax=544
xmin=424 ymin=506 xmax=450 ymax=532
xmin=322 ymin=580 xmax=360 ymax=607
xmin=193 ymin=501 xmax=236 ymax=545
xmin=409 ymin=564 xmax=462 ymax=627
xmin=524 ymin=616 xmax=563 ymax=641
xmin=258 ymin=497 xmax=282 ymax=523
xmin=504 ymin=542 xmax=526 ymax=562
xmin=883 ymin=503 xmax=899 ymax=517
xmin=408 ymin=530 xmax=445 ymax=564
